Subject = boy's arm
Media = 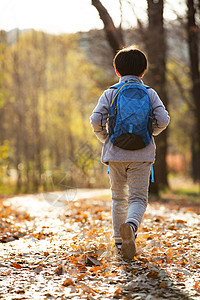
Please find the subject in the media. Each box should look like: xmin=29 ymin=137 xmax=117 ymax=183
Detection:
xmin=148 ymin=89 xmax=170 ymax=136
xmin=90 ymin=90 xmax=111 ymax=143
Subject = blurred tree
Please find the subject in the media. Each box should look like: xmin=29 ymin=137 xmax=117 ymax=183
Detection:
xmin=0 ymin=31 xmax=9 ymax=146
xmin=187 ymin=0 xmax=200 ymax=182
xmin=0 ymin=30 xmax=104 ymax=192
xmin=10 ymin=30 xmax=25 ymax=191
xmin=167 ymin=59 xmax=193 ymax=152
xmin=145 ymin=0 xmax=169 ymax=193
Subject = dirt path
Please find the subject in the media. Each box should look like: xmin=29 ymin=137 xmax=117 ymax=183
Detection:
xmin=0 ymin=190 xmax=200 ymax=299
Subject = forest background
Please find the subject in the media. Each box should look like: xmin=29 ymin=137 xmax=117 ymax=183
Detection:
xmin=0 ymin=0 xmax=199 ymax=196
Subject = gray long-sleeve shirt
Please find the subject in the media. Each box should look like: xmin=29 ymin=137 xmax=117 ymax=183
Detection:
xmin=90 ymin=75 xmax=170 ymax=164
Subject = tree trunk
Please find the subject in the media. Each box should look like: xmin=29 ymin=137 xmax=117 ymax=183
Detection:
xmin=187 ymin=0 xmax=200 ymax=182
xmin=12 ymin=31 xmax=24 ymax=192
xmin=146 ymin=0 xmax=169 ymax=193
xmin=91 ymin=0 xmax=124 ymax=54
xmin=31 ymin=30 xmax=42 ymax=191
xmin=0 ymin=31 xmax=7 ymax=144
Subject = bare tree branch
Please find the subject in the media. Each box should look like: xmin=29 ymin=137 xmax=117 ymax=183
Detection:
xmin=91 ymin=0 xmax=124 ymax=54
xmin=125 ymin=0 xmax=146 ymax=38
xmin=168 ymin=69 xmax=195 ymax=110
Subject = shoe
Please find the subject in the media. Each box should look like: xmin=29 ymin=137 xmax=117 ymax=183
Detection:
xmin=115 ymin=243 xmax=122 ymax=249
xmin=119 ymin=223 xmax=136 ymax=260
xmin=115 ymin=243 xmax=122 ymax=254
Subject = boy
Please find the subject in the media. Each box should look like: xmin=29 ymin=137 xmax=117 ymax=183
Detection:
xmin=90 ymin=46 xmax=170 ymax=260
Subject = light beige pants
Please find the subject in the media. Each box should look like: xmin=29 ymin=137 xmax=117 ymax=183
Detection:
xmin=109 ymin=161 xmax=152 ymax=244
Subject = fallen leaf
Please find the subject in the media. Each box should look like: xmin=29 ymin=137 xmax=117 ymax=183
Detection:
xmin=114 ymin=287 xmax=122 ymax=295
xmin=55 ymin=265 xmax=64 ymax=275
xmin=147 ymin=270 xmax=159 ymax=278
xmin=89 ymin=266 xmax=103 ymax=272
xmin=77 ymin=273 xmax=85 ymax=281
xmin=62 ymin=278 xmax=75 ymax=287
xmin=176 ymin=219 xmax=187 ymax=224
xmin=159 ymin=281 xmax=166 ymax=288
xmin=193 ymin=282 xmax=200 ymax=291
xmin=86 ymin=256 xmax=101 ymax=266
xmin=12 ymin=263 xmax=22 ymax=269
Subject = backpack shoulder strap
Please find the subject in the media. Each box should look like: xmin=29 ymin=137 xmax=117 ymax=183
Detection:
xmin=110 ymin=80 xmax=151 ymax=107
xmin=128 ymin=80 xmax=151 ymax=90
xmin=125 ymin=79 xmax=150 ymax=89
xmin=109 ymin=82 xmax=124 ymax=89
xmin=109 ymin=82 xmax=128 ymax=107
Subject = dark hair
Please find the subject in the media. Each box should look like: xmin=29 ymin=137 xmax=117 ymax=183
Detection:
xmin=113 ymin=46 xmax=147 ymax=76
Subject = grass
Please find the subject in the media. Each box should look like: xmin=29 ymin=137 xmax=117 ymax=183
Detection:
xmin=0 ymin=183 xmax=17 ymax=197
xmin=160 ymin=176 xmax=200 ymax=205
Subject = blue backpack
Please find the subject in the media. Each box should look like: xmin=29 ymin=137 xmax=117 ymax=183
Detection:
xmin=108 ymin=79 xmax=153 ymax=150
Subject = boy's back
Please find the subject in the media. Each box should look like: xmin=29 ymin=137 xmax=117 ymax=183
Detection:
xmin=90 ymin=74 xmax=169 ymax=165
xmin=90 ymin=46 xmax=170 ymax=260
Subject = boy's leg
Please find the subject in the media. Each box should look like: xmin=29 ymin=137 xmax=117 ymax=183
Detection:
xmin=119 ymin=162 xmax=151 ymax=259
xmin=126 ymin=162 xmax=151 ymax=232
xmin=109 ymin=162 xmax=129 ymax=245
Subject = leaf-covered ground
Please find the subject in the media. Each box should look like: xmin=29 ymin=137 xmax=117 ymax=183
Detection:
xmin=0 ymin=189 xmax=200 ymax=299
